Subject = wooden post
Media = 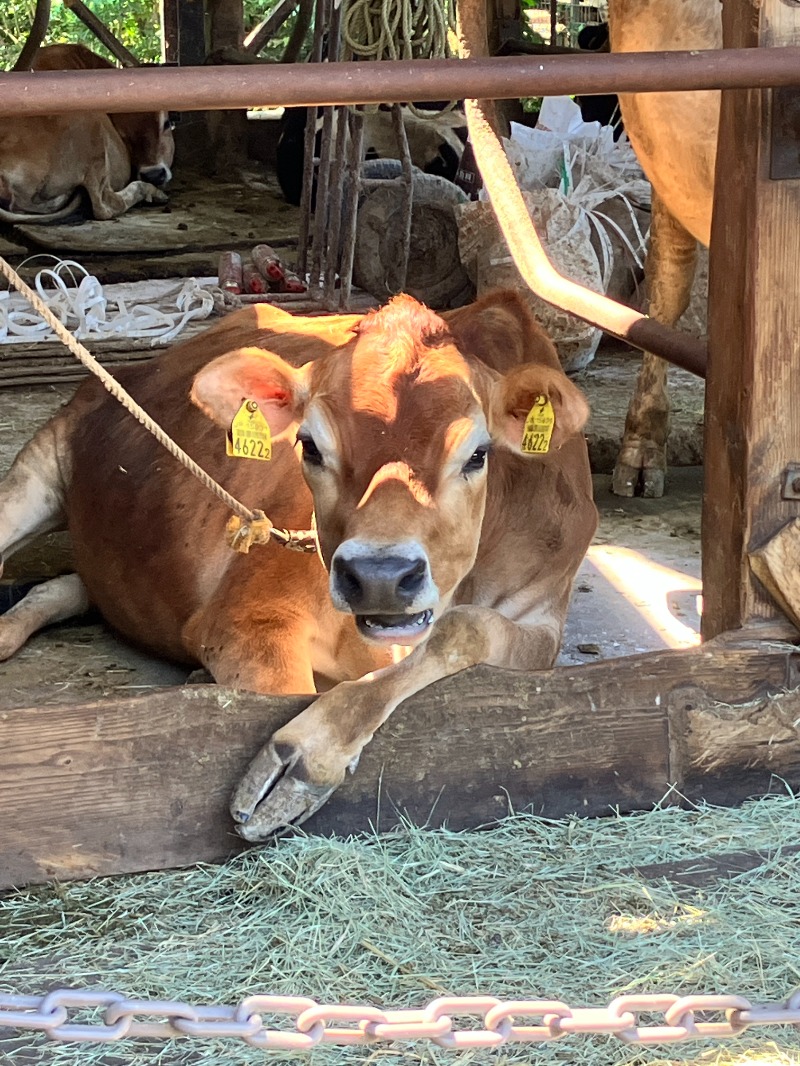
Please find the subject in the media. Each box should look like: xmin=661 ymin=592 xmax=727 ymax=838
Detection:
xmin=205 ymin=0 xmax=249 ymax=172
xmin=702 ymin=0 xmax=800 ymax=640
xmin=208 ymin=0 xmax=243 ymax=52
xmin=176 ymin=0 xmax=207 ymax=65
xmin=161 ymin=0 xmax=179 ymax=64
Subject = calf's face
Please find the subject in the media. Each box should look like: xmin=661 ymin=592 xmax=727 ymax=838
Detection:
xmin=192 ymin=295 xmax=589 ymax=646
xmin=111 ymin=111 xmax=176 ymax=187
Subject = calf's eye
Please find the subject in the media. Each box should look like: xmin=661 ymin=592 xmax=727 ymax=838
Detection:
xmin=298 ymin=435 xmax=323 ymax=466
xmin=462 ymin=447 xmax=488 ymax=476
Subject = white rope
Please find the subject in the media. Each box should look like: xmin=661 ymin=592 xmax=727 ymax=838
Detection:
xmin=342 ymin=0 xmax=454 ymax=59
xmin=0 ymin=258 xmax=215 ymax=344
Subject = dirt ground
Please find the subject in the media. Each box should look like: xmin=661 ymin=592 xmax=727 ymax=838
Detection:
xmin=0 ymin=339 xmax=704 ymax=706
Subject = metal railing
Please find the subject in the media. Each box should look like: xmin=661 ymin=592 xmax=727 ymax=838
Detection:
xmin=0 ymin=48 xmax=799 ymax=116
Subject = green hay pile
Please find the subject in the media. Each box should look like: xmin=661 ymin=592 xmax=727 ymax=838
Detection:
xmin=2 ymin=794 xmax=800 ymax=1065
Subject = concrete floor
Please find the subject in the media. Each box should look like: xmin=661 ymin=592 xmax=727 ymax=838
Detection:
xmin=560 ymin=468 xmax=701 ymax=666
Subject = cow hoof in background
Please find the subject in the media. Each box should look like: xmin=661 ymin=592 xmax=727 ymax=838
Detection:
xmin=143 ymin=184 xmax=170 ymax=206
xmin=611 ymin=458 xmax=666 ymax=498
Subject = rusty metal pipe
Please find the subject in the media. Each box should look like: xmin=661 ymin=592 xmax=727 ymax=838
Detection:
xmin=0 ymin=48 xmax=799 ymax=116
xmin=460 ymin=164 xmax=708 ymax=367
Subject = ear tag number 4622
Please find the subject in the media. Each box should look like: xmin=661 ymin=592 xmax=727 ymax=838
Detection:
xmin=227 ymin=399 xmax=272 ymax=461
xmin=521 ymin=395 xmax=555 ymax=455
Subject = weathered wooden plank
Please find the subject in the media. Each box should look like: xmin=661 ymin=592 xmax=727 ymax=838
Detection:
xmin=1 ymin=645 xmax=798 ymax=889
xmin=702 ymin=0 xmax=800 ymax=637
xmin=630 ymin=843 xmax=800 ymax=889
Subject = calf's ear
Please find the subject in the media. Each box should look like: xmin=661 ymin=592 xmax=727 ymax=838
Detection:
xmin=191 ymin=346 xmax=310 ymax=436
xmin=491 ymin=363 xmax=590 ymax=454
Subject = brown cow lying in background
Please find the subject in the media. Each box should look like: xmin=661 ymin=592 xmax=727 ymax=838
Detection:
xmin=0 ymin=44 xmax=174 ymax=222
xmin=0 ymin=291 xmax=597 ymax=838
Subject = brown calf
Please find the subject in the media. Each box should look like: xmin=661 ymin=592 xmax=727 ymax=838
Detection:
xmin=0 ymin=291 xmax=597 ymax=838
xmin=0 ymin=44 xmax=174 ymax=222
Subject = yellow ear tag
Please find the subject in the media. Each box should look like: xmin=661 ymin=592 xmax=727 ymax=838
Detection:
xmin=521 ymin=394 xmax=555 ymax=455
xmin=226 ymin=399 xmax=272 ymax=461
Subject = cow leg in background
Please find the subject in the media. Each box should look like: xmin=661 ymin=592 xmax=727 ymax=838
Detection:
xmin=84 ymin=170 xmax=169 ymax=220
xmin=231 ymin=604 xmax=562 ymax=840
xmin=0 ymin=420 xmax=89 ymax=658
xmin=611 ymin=192 xmax=698 ymax=498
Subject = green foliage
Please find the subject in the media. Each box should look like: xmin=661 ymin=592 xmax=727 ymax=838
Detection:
xmin=0 ymin=0 xmax=301 ymax=71
xmin=1 ymin=0 xmax=161 ymax=69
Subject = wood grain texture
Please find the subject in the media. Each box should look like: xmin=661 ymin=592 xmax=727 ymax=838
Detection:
xmin=1 ymin=644 xmax=798 ymax=888
xmin=703 ymin=0 xmax=800 ymax=637
xmin=750 ymin=517 xmax=800 ymax=629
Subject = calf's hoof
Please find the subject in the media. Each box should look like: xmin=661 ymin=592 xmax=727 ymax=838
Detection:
xmin=231 ymin=739 xmax=338 ymax=842
xmin=144 ymin=185 xmax=169 ymax=205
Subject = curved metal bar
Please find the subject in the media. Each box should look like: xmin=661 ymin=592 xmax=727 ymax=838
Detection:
xmin=12 ymin=0 xmax=51 ymax=71
xmin=458 ymin=0 xmax=706 ymax=377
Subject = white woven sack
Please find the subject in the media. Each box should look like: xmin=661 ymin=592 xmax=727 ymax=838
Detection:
xmin=457 ymin=191 xmax=604 ymax=374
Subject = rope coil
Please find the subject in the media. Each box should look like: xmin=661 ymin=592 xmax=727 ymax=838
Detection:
xmin=341 ymin=0 xmax=458 ymax=115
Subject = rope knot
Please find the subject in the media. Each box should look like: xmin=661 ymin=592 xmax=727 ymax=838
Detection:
xmin=225 ymin=510 xmax=274 ymax=554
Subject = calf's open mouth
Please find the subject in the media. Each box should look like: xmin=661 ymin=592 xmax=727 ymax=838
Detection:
xmin=356 ymin=608 xmax=433 ymax=643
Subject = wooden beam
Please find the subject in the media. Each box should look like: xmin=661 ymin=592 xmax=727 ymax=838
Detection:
xmin=2 ymin=643 xmax=798 ymax=889
xmin=702 ymin=0 xmax=800 ymax=638
xmin=12 ymin=0 xmax=51 ymax=71
xmin=244 ymin=0 xmax=295 ymax=54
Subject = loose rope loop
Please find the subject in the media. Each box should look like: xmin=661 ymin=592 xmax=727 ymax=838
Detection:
xmin=0 ymin=256 xmax=317 ymax=554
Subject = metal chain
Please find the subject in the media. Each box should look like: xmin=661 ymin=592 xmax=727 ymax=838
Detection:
xmin=1 ymin=989 xmax=799 ymax=1048
xmin=0 ymin=255 xmax=317 ymax=554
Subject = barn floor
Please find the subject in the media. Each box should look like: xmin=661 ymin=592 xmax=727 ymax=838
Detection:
xmin=0 ymin=165 xmax=301 ymax=285
xmin=0 ymin=339 xmax=704 ymax=706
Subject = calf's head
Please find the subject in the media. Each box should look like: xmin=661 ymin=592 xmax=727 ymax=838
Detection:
xmin=112 ymin=111 xmax=176 ymax=187
xmin=192 ymin=292 xmax=589 ymax=646
xmin=30 ymin=45 xmax=175 ymax=189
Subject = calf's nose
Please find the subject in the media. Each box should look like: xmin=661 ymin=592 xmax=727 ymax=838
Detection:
xmin=139 ymin=164 xmax=171 ymax=187
xmin=332 ymin=553 xmax=428 ymax=613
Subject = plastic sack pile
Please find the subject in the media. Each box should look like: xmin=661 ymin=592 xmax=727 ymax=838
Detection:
xmin=457 ymin=97 xmax=651 ymax=372
xmin=0 ymin=259 xmax=217 ymax=345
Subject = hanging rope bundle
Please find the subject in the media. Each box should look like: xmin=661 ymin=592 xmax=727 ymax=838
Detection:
xmin=342 ymin=0 xmax=456 ymax=64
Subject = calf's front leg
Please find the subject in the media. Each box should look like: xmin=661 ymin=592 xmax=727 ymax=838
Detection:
xmin=85 ymin=169 xmax=168 ymax=220
xmin=232 ymin=605 xmax=561 ymax=841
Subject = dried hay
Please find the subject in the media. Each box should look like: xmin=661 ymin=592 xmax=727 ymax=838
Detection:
xmin=2 ymin=794 xmax=800 ymax=1065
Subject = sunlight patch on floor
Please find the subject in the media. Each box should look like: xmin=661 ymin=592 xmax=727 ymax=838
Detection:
xmin=587 ymin=544 xmax=702 ymax=649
